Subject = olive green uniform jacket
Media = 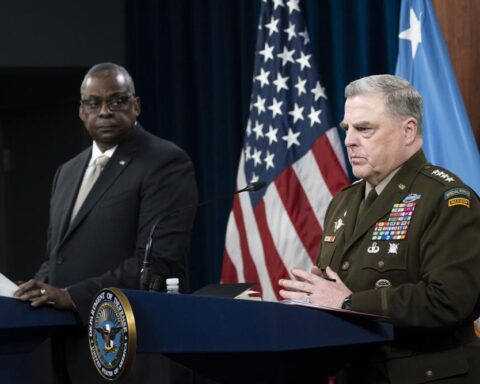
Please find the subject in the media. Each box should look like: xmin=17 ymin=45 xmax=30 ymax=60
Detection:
xmin=317 ymin=150 xmax=480 ymax=383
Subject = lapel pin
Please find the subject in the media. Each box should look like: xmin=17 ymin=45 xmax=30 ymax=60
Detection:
xmin=398 ymin=183 xmax=406 ymax=190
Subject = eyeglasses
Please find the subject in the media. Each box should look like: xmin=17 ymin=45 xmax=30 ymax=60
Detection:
xmin=80 ymin=94 xmax=135 ymax=113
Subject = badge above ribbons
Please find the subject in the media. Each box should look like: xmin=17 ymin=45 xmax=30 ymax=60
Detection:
xmin=89 ymin=288 xmax=137 ymax=381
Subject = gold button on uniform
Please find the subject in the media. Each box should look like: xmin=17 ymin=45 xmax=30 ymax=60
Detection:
xmin=377 ymin=260 xmax=385 ymax=268
xmin=426 ymin=370 xmax=433 ymax=378
xmin=341 ymin=261 xmax=350 ymax=271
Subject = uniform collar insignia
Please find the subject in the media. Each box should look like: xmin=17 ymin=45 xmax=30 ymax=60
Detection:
xmin=334 ymin=218 xmax=344 ymax=232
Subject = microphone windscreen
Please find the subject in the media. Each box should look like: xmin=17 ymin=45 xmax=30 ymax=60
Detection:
xmin=250 ymin=180 xmax=267 ymax=191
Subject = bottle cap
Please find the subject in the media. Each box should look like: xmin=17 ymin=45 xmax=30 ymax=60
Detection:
xmin=166 ymin=277 xmax=179 ymax=285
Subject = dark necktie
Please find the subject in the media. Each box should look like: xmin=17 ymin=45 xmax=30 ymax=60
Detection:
xmin=356 ymin=188 xmax=378 ymax=225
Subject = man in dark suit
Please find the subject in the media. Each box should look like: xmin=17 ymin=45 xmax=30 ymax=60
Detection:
xmin=15 ymin=63 xmax=198 ymax=383
xmin=278 ymin=75 xmax=480 ymax=382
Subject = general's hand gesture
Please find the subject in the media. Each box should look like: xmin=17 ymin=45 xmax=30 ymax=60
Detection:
xmin=279 ymin=266 xmax=352 ymax=308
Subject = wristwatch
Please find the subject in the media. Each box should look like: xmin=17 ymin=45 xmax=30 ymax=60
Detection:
xmin=341 ymin=294 xmax=352 ymax=310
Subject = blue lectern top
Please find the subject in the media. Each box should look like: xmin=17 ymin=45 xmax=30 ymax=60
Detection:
xmin=123 ymin=290 xmax=393 ymax=354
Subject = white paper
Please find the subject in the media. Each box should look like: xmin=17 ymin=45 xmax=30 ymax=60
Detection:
xmin=235 ymin=289 xmax=262 ymax=301
xmin=0 ymin=272 xmax=19 ymax=298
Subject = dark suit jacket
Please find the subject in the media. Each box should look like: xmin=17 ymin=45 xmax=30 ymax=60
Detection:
xmin=318 ymin=150 xmax=480 ymax=383
xmin=35 ymin=124 xmax=197 ymax=383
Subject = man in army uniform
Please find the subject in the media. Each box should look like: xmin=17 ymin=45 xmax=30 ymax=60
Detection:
xmin=279 ymin=74 xmax=480 ymax=383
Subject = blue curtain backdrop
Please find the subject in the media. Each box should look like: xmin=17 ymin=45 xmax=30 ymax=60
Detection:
xmin=125 ymin=0 xmax=400 ymax=291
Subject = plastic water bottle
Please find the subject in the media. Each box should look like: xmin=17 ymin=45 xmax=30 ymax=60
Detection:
xmin=166 ymin=278 xmax=180 ymax=294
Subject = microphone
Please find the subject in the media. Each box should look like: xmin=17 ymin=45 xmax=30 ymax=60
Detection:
xmin=234 ymin=180 xmax=266 ymax=194
xmin=140 ymin=181 xmax=267 ymax=291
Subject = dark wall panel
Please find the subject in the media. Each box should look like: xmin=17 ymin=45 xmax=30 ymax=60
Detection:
xmin=0 ymin=0 xmax=125 ymax=67
xmin=0 ymin=68 xmax=89 ymax=280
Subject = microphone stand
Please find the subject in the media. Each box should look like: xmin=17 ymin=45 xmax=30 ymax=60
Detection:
xmin=139 ymin=230 xmax=163 ymax=291
xmin=139 ymin=180 xmax=267 ymax=292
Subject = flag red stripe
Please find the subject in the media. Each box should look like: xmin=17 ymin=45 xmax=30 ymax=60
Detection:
xmin=275 ymin=167 xmax=323 ymax=261
xmin=312 ymin=135 xmax=350 ymax=195
xmin=253 ymin=199 xmax=289 ymax=299
xmin=231 ymin=195 xmax=261 ymax=288
xmin=221 ymin=249 xmax=238 ymax=283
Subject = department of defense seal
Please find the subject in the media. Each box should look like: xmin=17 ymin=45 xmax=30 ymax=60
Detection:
xmin=89 ymin=288 xmax=137 ymax=381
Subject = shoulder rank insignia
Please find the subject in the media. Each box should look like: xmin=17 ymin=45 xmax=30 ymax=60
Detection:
xmin=431 ymin=169 xmax=455 ymax=183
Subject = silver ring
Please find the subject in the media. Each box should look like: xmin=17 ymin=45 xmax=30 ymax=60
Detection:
xmin=305 ymin=293 xmax=311 ymax=304
xmin=40 ymin=288 xmax=46 ymax=296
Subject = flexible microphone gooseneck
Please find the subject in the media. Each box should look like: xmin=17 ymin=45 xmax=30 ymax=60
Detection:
xmin=140 ymin=180 xmax=267 ymax=291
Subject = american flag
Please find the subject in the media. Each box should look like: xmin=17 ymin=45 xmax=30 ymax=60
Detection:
xmin=221 ymin=0 xmax=350 ymax=301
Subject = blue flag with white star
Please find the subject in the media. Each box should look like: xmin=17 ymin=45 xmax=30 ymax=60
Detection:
xmin=395 ymin=0 xmax=480 ymax=194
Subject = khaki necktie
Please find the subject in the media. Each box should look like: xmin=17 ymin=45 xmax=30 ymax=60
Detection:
xmin=71 ymin=155 xmax=109 ymax=221
xmin=356 ymin=188 xmax=378 ymax=226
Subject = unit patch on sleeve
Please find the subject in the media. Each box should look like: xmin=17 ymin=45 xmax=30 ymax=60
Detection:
xmin=447 ymin=197 xmax=470 ymax=208
xmin=444 ymin=188 xmax=471 ymax=200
